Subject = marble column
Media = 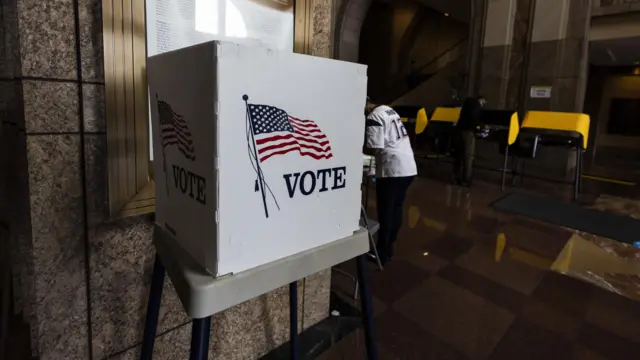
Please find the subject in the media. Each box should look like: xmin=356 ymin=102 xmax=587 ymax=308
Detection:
xmin=4 ymin=1 xmax=337 ymax=359
xmin=526 ymin=0 xmax=592 ymax=113
xmin=465 ymin=0 xmax=487 ymax=97
xmin=475 ymin=0 xmax=522 ymax=167
xmin=524 ymin=0 xmax=592 ymax=178
xmin=478 ymin=0 xmax=518 ymax=108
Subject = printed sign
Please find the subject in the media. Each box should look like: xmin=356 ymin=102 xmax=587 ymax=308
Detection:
xmin=530 ymin=86 xmax=552 ymax=98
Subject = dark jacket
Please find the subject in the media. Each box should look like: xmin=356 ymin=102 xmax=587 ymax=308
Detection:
xmin=456 ymin=97 xmax=483 ymax=131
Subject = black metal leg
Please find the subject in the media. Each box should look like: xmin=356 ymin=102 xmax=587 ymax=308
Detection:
xmin=574 ymin=147 xmax=581 ymax=201
xmin=189 ymin=317 xmax=211 ymax=360
xmin=140 ymin=254 xmax=166 ymax=360
xmin=501 ymin=146 xmax=509 ymax=192
xmin=580 ymin=149 xmax=584 ymax=193
xmin=364 ymin=176 xmax=370 ymax=214
xmin=289 ymin=281 xmax=299 ymax=360
xmin=356 ymin=255 xmax=379 ymax=360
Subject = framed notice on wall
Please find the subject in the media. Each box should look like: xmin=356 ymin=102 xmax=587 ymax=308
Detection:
xmin=147 ymin=0 xmax=295 ymax=159
xmin=146 ymin=0 xmax=294 ymax=56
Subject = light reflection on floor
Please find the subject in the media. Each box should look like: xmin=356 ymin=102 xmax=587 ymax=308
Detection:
xmin=327 ymin=170 xmax=640 ymax=360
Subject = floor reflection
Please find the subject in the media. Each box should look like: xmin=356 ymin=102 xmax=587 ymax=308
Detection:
xmin=324 ymin=169 xmax=640 ymax=360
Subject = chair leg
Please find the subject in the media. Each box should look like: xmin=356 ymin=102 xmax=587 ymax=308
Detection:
xmin=356 ymin=255 xmax=379 ymax=360
xmin=501 ymin=146 xmax=509 ymax=192
xmin=140 ymin=254 xmax=166 ymax=360
xmin=361 ymin=206 xmax=383 ymax=271
xmin=189 ymin=317 xmax=211 ymax=360
xmin=289 ymin=282 xmax=299 ymax=360
xmin=574 ymin=148 xmax=581 ymax=201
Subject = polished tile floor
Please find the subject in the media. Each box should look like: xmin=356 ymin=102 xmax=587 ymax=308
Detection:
xmin=322 ymin=166 xmax=640 ymax=360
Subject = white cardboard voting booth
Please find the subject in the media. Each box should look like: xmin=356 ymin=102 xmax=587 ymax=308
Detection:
xmin=148 ymin=41 xmax=368 ymax=277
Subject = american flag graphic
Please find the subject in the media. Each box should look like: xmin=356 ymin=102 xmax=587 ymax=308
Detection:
xmin=157 ymin=100 xmax=195 ymax=160
xmin=248 ymin=104 xmax=333 ymax=163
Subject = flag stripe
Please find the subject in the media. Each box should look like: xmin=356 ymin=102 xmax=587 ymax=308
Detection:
xmin=257 ymin=139 xmax=331 ymax=155
xmin=162 ymin=137 xmax=195 ymax=157
xmin=291 ymin=125 xmax=323 ymax=135
xmin=255 ymin=133 xmax=330 ymax=147
xmin=289 ymin=116 xmax=315 ymax=124
xmin=161 ymin=129 xmax=194 ymax=146
xmin=290 ymin=119 xmax=320 ymax=128
xmin=261 ymin=146 xmax=333 ymax=162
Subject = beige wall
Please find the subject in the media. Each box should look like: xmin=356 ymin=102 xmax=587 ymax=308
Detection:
xmin=595 ymin=75 xmax=640 ymax=149
xmin=590 ymin=12 xmax=640 ymax=41
xmin=483 ymin=0 xmax=517 ymax=47
xmin=531 ymin=0 xmax=571 ymax=42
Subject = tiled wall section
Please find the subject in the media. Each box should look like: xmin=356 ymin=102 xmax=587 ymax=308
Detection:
xmin=9 ymin=0 xmax=336 ymax=359
xmin=2 ymin=0 xmax=40 ymax=355
xmin=504 ymin=0 xmax=533 ymax=110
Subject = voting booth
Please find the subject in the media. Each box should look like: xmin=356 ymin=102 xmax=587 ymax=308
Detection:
xmin=147 ymin=41 xmax=368 ymax=276
xmin=143 ymin=41 xmax=380 ymax=360
xmin=424 ymin=106 xmax=461 ymax=157
xmin=476 ymin=110 xmax=520 ymax=190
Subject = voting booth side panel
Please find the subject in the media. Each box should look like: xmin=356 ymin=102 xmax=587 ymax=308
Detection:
xmin=147 ymin=42 xmax=219 ymax=274
xmin=214 ymin=42 xmax=368 ymax=275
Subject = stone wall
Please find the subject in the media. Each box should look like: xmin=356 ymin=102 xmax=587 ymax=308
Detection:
xmin=2 ymin=0 xmax=335 ymax=359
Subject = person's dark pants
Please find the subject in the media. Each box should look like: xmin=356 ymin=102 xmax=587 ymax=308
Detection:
xmin=453 ymin=130 xmax=476 ymax=185
xmin=375 ymin=176 xmax=414 ymax=263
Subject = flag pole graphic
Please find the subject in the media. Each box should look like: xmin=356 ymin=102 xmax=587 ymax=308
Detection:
xmin=156 ymin=94 xmax=170 ymax=196
xmin=244 ymin=95 xmax=269 ymax=218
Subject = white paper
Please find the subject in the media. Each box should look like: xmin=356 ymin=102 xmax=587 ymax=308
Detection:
xmin=148 ymin=0 xmax=294 ymax=160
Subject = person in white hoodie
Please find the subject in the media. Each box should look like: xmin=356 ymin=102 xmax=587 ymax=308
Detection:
xmin=363 ymin=97 xmax=417 ymax=265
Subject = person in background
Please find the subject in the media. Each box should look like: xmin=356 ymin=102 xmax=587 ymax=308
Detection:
xmin=452 ymin=95 xmax=486 ymax=187
xmin=363 ymin=97 xmax=417 ymax=265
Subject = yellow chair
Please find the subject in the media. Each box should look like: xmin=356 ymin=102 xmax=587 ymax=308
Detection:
xmin=476 ymin=110 xmax=520 ymax=191
xmin=415 ymin=108 xmax=428 ymax=134
xmin=520 ymin=111 xmax=591 ymax=200
xmin=430 ymin=107 xmax=461 ymax=124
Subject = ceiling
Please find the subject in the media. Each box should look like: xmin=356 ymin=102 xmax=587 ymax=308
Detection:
xmin=414 ymin=0 xmax=470 ymax=23
xmin=590 ymin=36 xmax=640 ymax=66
